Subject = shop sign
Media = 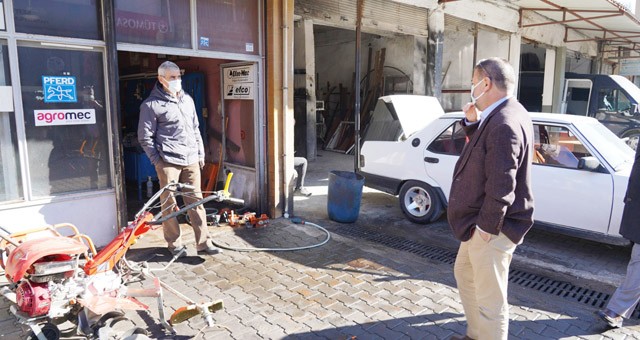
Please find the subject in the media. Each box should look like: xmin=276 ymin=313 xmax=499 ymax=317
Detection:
xmin=225 ymin=84 xmax=253 ymax=99
xmin=116 ymin=10 xmax=169 ymax=39
xmin=224 ymin=65 xmax=255 ymax=84
xmin=223 ymin=64 xmax=255 ymax=100
xmin=34 ymin=109 xmax=96 ymax=126
xmin=42 ymin=76 xmax=77 ymax=103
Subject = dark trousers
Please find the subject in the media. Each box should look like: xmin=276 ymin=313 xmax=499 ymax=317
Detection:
xmin=293 ymin=157 xmax=307 ymax=189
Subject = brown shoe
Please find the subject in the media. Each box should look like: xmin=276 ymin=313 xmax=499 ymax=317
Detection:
xmin=450 ymin=336 xmax=474 ymax=340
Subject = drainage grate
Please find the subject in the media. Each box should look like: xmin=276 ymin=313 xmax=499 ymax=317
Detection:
xmin=332 ymin=225 xmax=640 ymax=318
xmin=333 ymin=225 xmax=457 ymax=265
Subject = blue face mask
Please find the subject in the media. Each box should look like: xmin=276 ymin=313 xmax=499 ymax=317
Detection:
xmin=470 ymin=79 xmax=487 ymax=106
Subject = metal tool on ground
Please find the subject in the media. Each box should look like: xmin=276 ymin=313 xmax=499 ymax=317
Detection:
xmin=0 ymin=173 xmax=243 ymax=340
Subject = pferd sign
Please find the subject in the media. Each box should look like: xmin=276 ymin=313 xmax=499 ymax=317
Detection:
xmin=42 ymin=76 xmax=77 ymax=103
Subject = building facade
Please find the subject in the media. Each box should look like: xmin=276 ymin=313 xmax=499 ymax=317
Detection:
xmin=0 ymin=0 xmax=272 ymax=246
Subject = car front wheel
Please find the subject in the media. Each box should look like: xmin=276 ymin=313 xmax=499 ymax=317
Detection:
xmin=399 ymin=181 xmax=443 ymax=224
xmin=622 ymin=130 xmax=640 ymax=150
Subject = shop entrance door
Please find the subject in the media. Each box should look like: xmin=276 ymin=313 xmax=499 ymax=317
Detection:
xmin=220 ymin=63 xmax=261 ymax=211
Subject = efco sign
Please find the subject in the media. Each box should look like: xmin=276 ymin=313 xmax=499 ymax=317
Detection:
xmin=34 ymin=109 xmax=96 ymax=127
xmin=226 ymin=84 xmax=251 ymax=98
xmin=223 ymin=64 xmax=255 ymax=100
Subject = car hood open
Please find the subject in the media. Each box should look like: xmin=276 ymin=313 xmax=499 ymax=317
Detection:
xmin=362 ymin=95 xmax=445 ymax=142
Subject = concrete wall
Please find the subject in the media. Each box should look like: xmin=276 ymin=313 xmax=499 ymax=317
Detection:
xmin=314 ymin=27 xmax=415 ymax=99
xmin=439 ymin=13 xmax=516 ymax=112
xmin=441 ymin=18 xmax=474 ymax=111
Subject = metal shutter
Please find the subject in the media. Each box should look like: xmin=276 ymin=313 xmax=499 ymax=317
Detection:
xmin=295 ymin=0 xmax=430 ymax=36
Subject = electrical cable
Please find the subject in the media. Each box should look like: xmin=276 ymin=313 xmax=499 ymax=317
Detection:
xmin=210 ymin=218 xmax=330 ymax=252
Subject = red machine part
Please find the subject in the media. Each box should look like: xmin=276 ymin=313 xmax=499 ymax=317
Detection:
xmin=84 ymin=212 xmax=153 ymax=275
xmin=16 ymin=280 xmax=51 ymax=317
xmin=247 ymin=214 xmax=269 ymax=228
xmin=4 ymin=237 xmax=87 ymax=283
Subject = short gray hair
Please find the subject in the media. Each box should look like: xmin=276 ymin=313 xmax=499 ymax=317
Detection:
xmin=475 ymin=57 xmax=516 ymax=95
xmin=158 ymin=61 xmax=180 ymax=77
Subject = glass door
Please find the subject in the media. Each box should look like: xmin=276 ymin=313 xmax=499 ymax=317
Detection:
xmin=221 ymin=62 xmax=259 ymax=209
xmin=0 ymin=39 xmax=22 ymax=203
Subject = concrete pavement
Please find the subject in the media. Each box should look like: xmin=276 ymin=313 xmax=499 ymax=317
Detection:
xmin=1 ymin=150 xmax=639 ymax=339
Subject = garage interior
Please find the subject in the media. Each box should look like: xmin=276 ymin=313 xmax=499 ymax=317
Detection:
xmin=294 ymin=23 xmax=418 ymax=161
xmin=116 ymin=51 xmax=235 ymax=213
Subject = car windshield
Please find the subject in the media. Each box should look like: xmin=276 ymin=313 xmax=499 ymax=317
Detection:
xmin=577 ymin=119 xmax=634 ymax=171
xmin=612 ymin=75 xmax=640 ymax=106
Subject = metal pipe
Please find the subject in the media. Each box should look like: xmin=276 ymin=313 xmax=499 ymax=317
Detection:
xmin=283 ymin=0 xmax=293 ymax=217
xmin=354 ymin=0 xmax=363 ymax=172
xmin=102 ymin=0 xmax=127 ymax=230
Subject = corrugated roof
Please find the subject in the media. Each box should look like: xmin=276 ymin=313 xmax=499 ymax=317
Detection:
xmin=513 ymin=0 xmax=640 ymax=56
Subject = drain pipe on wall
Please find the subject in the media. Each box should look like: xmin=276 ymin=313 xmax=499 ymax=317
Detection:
xmin=354 ymin=0 xmax=363 ymax=172
xmin=282 ymin=0 xmax=294 ymax=218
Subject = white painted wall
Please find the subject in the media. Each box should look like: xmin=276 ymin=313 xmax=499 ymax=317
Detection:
xmin=391 ymin=0 xmax=438 ymax=10
xmin=566 ymin=54 xmax=592 ymax=74
xmin=476 ymin=29 xmax=510 ymax=61
xmin=543 ymin=48 xmax=556 ymax=107
xmin=442 ymin=0 xmax=519 ymax=33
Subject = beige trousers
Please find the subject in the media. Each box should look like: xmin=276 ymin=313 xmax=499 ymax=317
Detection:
xmin=154 ymin=159 xmax=209 ymax=251
xmin=454 ymin=230 xmax=517 ymax=340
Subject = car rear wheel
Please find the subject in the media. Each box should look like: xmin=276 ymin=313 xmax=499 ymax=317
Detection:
xmin=399 ymin=181 xmax=443 ymax=224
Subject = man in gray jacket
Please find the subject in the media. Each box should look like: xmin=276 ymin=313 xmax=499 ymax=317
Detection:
xmin=598 ymin=144 xmax=640 ymax=328
xmin=138 ymin=61 xmax=220 ymax=256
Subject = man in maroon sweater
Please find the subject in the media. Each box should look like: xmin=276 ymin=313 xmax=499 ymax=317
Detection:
xmin=448 ymin=58 xmax=535 ymax=340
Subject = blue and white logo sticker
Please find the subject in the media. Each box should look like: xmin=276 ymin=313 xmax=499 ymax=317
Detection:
xmin=42 ymin=76 xmax=77 ymax=103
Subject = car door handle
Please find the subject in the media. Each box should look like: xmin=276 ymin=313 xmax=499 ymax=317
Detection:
xmin=424 ymin=157 xmax=439 ymax=163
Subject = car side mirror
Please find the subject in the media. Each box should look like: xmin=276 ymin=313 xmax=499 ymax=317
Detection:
xmin=577 ymin=156 xmax=601 ymax=172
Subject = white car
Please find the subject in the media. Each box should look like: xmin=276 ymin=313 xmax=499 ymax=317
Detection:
xmin=360 ymin=95 xmax=635 ymax=245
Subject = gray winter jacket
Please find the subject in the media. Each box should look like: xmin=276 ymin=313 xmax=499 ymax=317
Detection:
xmin=138 ymin=82 xmax=204 ymax=167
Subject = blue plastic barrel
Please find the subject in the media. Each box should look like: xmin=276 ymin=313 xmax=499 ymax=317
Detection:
xmin=327 ymin=171 xmax=365 ymax=223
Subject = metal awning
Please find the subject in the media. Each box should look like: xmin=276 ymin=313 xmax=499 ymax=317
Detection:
xmin=514 ymin=0 xmax=640 ymax=57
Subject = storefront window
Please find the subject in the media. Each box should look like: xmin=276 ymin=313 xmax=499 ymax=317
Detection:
xmin=14 ymin=0 xmax=101 ymax=40
xmin=18 ymin=44 xmax=111 ymax=196
xmin=0 ymin=40 xmax=22 ymax=203
xmin=115 ymin=0 xmax=191 ymax=48
xmin=197 ymin=0 xmax=259 ymax=55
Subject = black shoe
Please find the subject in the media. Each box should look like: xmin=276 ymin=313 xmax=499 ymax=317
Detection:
xmin=170 ymin=245 xmax=187 ymax=258
xmin=597 ymin=309 xmax=623 ymax=328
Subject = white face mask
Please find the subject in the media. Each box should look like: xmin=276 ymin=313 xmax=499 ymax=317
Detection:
xmin=470 ymin=79 xmax=486 ymax=106
xmin=167 ymin=79 xmax=182 ymax=94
